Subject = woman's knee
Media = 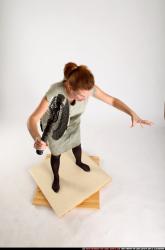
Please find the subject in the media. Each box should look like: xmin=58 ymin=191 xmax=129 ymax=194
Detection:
xmin=50 ymin=154 xmax=61 ymax=165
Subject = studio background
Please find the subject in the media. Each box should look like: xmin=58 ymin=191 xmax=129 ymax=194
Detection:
xmin=0 ymin=0 xmax=165 ymax=247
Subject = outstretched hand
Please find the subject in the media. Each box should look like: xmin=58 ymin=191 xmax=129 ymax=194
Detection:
xmin=130 ymin=113 xmax=154 ymax=128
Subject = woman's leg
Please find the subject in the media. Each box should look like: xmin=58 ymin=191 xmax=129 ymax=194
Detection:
xmin=72 ymin=144 xmax=90 ymax=171
xmin=50 ymin=154 xmax=61 ymax=192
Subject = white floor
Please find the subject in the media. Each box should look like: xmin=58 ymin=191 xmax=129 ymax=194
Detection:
xmin=0 ymin=120 xmax=165 ymax=247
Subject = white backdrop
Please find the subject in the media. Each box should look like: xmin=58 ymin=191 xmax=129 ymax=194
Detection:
xmin=0 ymin=0 xmax=165 ymax=247
xmin=1 ymin=0 xmax=165 ymax=126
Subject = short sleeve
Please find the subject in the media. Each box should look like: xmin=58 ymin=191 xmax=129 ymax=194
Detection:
xmin=45 ymin=82 xmax=62 ymax=103
xmin=45 ymin=84 xmax=54 ymax=103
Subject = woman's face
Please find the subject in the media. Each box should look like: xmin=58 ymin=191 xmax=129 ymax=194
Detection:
xmin=70 ymin=88 xmax=92 ymax=101
xmin=67 ymin=82 xmax=92 ymax=101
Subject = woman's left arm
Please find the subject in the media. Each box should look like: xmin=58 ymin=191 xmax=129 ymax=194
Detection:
xmin=92 ymin=85 xmax=154 ymax=128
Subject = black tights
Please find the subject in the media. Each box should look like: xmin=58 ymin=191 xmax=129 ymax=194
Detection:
xmin=50 ymin=144 xmax=90 ymax=192
xmin=50 ymin=154 xmax=61 ymax=192
xmin=72 ymin=144 xmax=90 ymax=172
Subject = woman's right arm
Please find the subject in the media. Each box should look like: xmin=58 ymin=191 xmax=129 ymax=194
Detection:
xmin=27 ymin=96 xmax=49 ymax=148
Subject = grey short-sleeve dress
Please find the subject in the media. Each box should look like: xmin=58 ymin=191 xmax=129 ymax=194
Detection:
xmin=40 ymin=80 xmax=96 ymax=156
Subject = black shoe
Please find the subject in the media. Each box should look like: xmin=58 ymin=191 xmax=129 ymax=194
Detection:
xmin=52 ymin=176 xmax=60 ymax=192
xmin=76 ymin=161 xmax=90 ymax=172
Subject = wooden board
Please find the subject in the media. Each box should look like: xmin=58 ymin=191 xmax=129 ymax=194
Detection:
xmin=29 ymin=150 xmax=111 ymax=217
xmin=32 ymin=155 xmax=100 ymax=208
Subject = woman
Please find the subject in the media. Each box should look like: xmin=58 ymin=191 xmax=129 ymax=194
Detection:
xmin=27 ymin=62 xmax=153 ymax=192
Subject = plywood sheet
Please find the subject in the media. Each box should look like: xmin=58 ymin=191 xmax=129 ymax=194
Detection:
xmin=29 ymin=150 xmax=111 ymax=217
xmin=32 ymin=155 xmax=100 ymax=208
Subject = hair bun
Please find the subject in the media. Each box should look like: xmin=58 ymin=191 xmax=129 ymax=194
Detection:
xmin=64 ymin=62 xmax=78 ymax=80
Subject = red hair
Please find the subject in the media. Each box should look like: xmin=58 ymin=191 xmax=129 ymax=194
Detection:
xmin=63 ymin=62 xmax=95 ymax=91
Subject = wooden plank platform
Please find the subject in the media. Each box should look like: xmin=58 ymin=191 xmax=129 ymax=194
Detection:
xmin=32 ymin=155 xmax=100 ymax=208
xmin=29 ymin=150 xmax=111 ymax=217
